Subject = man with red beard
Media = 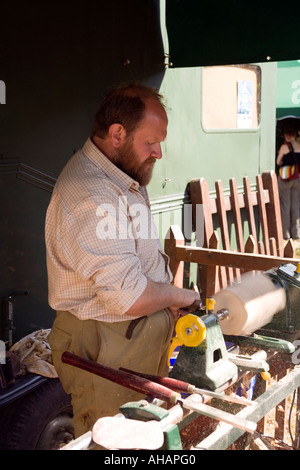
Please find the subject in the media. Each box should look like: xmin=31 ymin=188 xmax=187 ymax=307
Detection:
xmin=45 ymin=83 xmax=200 ymax=439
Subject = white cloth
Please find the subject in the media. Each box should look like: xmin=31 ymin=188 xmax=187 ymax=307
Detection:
xmin=10 ymin=329 xmax=57 ymax=378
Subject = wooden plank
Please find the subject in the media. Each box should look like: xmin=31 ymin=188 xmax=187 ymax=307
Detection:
xmin=164 ymin=225 xmax=184 ymax=287
xmin=269 ymin=238 xmax=277 ymax=256
xmin=243 ymin=176 xmax=257 ymax=241
xmin=206 ymin=231 xmax=220 ymax=297
xmin=230 ymin=177 xmax=244 ymax=253
xmin=244 ymin=234 xmax=257 ymax=254
xmin=215 ymin=180 xmax=234 ymax=284
xmin=174 ymin=245 xmax=298 ymax=271
xmin=256 ymin=379 xmax=268 ymax=436
xmin=284 ymin=239 xmax=295 ymax=258
xmin=189 ymin=178 xmax=213 ymax=247
xmin=258 ymin=241 xmax=265 ymax=254
xmin=256 ymin=174 xmax=270 ymax=255
xmin=189 ymin=178 xmax=203 ymax=234
xmin=190 ymin=179 xmax=215 ymax=300
xmin=262 ymin=172 xmax=284 ymax=257
xmin=243 ymin=235 xmax=258 ymax=274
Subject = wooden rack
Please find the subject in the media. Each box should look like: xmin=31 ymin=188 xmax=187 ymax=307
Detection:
xmin=165 ymin=171 xmax=297 ymax=300
xmin=164 ymin=171 xmax=300 ymax=449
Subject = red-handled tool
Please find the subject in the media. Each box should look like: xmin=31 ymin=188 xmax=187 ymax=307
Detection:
xmin=61 ymin=351 xmax=180 ymax=404
xmin=119 ymin=367 xmax=254 ymax=407
xmin=61 ymin=351 xmax=256 ymax=434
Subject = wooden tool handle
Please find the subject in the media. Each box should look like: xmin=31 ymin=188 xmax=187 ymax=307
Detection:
xmin=120 ymin=367 xmax=194 ymax=394
xmin=61 ymin=352 xmax=180 ymax=404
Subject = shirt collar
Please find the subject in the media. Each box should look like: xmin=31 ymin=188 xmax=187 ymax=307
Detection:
xmin=82 ymin=137 xmax=140 ymax=193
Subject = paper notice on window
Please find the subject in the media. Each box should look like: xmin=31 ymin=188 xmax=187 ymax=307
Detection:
xmin=237 ymin=80 xmax=253 ymax=128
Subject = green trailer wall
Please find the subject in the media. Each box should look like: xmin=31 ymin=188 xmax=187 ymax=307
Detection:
xmin=149 ymin=62 xmax=278 ymax=240
xmin=276 ymin=60 xmax=300 ymax=119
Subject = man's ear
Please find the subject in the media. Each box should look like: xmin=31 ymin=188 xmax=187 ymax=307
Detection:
xmin=108 ymin=123 xmax=126 ymax=148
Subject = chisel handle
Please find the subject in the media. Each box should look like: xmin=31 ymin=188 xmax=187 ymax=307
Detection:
xmin=62 ymin=352 xmax=180 ymax=404
xmin=120 ymin=367 xmax=254 ymax=406
xmin=120 ymin=367 xmax=194 ymax=393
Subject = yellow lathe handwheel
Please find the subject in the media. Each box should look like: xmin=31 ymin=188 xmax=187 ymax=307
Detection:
xmin=168 ymin=314 xmax=207 ymax=366
xmin=176 ymin=314 xmax=207 ymax=347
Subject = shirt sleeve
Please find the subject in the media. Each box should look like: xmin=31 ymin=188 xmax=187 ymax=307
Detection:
xmin=59 ymin=193 xmax=148 ymax=316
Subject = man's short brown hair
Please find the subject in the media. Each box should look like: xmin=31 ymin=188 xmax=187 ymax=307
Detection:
xmin=93 ymin=82 xmax=165 ymax=139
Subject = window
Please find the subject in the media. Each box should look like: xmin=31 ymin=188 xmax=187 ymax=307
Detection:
xmin=202 ymin=65 xmax=261 ymax=130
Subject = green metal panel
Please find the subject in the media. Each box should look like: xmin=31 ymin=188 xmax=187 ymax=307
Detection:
xmin=148 ymin=63 xmax=277 ymax=203
xmin=276 ymin=60 xmax=300 ymax=118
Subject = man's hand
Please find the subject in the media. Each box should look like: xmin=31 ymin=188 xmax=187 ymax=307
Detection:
xmin=170 ymin=292 xmax=202 ymax=321
xmin=126 ymin=278 xmax=201 ymax=319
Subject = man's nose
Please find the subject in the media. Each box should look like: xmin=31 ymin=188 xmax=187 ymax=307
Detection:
xmin=151 ymin=143 xmax=163 ymax=159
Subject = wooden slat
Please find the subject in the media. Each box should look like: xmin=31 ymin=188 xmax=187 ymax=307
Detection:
xmin=256 ymin=174 xmax=270 ymax=255
xmin=206 ymin=231 xmax=220 ymax=297
xmin=190 ymin=178 xmax=213 ymax=248
xmin=262 ymin=172 xmax=284 ymax=257
xmin=244 ymin=235 xmax=257 ymax=254
xmin=243 ymin=235 xmax=258 ymax=274
xmin=243 ymin=176 xmax=257 ymax=241
xmin=164 ymin=225 xmax=184 ymax=287
xmin=215 ymin=180 xmax=234 ymax=284
xmin=284 ymin=239 xmax=295 ymax=258
xmin=174 ymin=245 xmax=298 ymax=271
xmin=230 ymin=177 xmax=244 ymax=253
xmin=269 ymin=237 xmax=277 ymax=256
xmin=189 ymin=178 xmax=203 ymax=234
xmin=190 ymin=179 xmax=215 ymax=300
xmin=215 ymin=180 xmax=229 ymax=245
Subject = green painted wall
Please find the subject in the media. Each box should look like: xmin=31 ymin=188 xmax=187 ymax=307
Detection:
xmin=148 ymin=62 xmax=278 ymax=241
xmin=276 ymin=60 xmax=300 ymax=118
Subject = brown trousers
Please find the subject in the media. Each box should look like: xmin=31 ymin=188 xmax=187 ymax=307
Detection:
xmin=48 ymin=309 xmax=174 ymax=438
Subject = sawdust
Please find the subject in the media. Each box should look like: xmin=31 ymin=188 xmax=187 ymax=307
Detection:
xmin=180 ymin=414 xmax=218 ymax=449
